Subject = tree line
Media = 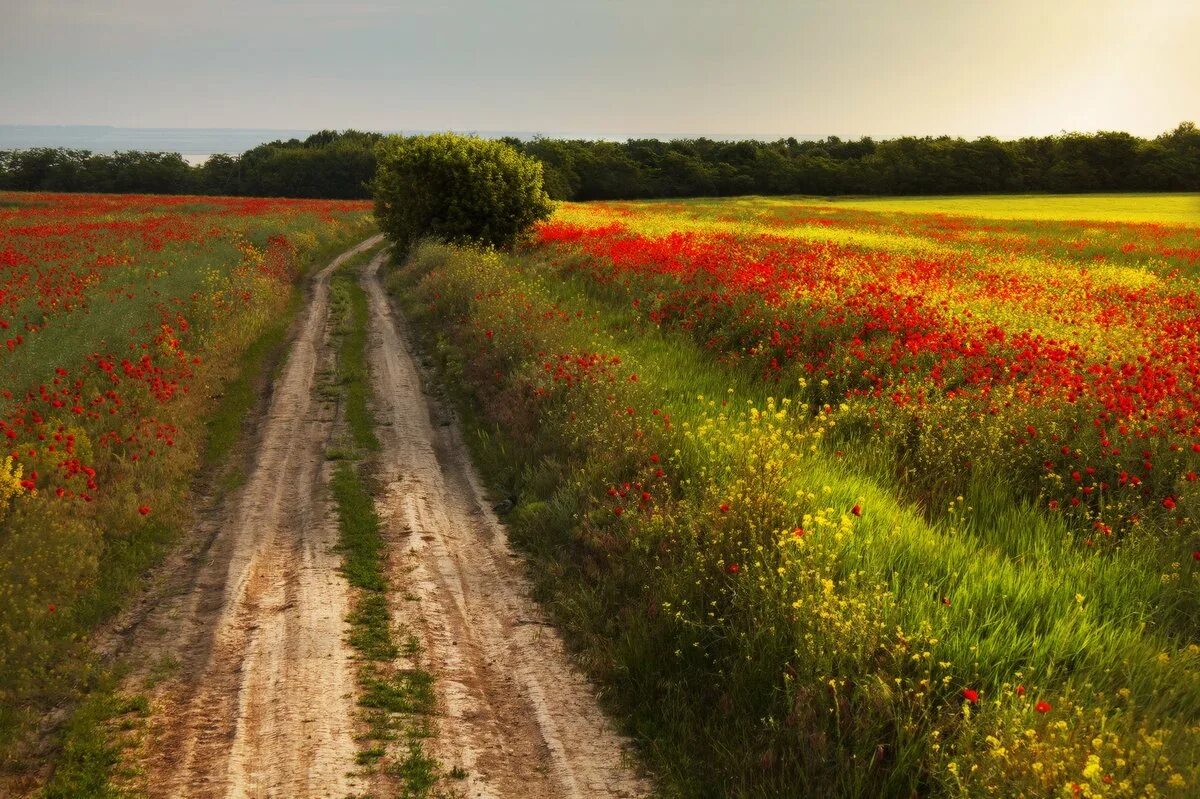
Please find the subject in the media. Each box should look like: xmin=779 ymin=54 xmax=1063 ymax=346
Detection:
xmin=0 ymin=129 xmax=382 ymax=199
xmin=2 ymin=124 xmax=1197 ymax=200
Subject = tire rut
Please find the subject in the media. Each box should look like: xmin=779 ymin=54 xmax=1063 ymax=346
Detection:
xmin=362 ymin=253 xmax=652 ymax=799
xmin=122 ymin=235 xmax=383 ymax=799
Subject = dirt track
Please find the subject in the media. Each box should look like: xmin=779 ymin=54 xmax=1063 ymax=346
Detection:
xmin=363 ymin=253 xmax=650 ymax=798
xmin=112 ymin=239 xmax=649 ymax=798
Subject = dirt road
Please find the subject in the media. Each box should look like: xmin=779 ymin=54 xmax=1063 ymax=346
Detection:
xmin=113 ymin=239 xmax=649 ymax=798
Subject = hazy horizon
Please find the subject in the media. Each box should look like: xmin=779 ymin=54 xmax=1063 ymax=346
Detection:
xmin=4 ymin=121 xmax=1196 ymax=147
xmin=3 ymin=1 xmax=1197 ymax=140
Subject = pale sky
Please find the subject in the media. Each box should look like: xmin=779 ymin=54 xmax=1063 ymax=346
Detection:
xmin=1 ymin=0 xmax=1197 ymax=139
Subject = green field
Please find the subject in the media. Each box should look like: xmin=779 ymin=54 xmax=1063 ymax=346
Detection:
xmin=814 ymin=192 xmax=1200 ymax=224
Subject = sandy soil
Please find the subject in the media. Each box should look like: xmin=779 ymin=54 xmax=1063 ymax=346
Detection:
xmin=362 ymin=253 xmax=651 ymax=799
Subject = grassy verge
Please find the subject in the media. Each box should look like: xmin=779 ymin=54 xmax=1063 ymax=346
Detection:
xmin=32 ymin=231 xmax=375 ymax=799
xmin=326 ymin=249 xmax=452 ymax=799
xmin=201 ymin=286 xmax=302 ymax=490
xmin=39 ymin=677 xmax=147 ymax=799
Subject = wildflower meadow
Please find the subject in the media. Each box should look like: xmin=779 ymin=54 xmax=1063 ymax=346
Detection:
xmin=390 ymin=194 xmax=1200 ymax=798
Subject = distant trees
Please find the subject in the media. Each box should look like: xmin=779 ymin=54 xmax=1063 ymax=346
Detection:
xmin=227 ymin=129 xmax=383 ymax=198
xmin=2 ymin=124 xmax=1197 ymax=199
xmin=515 ymin=123 xmax=1199 ymax=199
xmin=0 ymin=148 xmax=196 ymax=194
xmin=0 ymin=129 xmax=382 ymax=197
xmin=373 ymin=133 xmax=553 ymax=252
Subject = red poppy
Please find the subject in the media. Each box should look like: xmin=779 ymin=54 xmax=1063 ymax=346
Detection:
xmin=851 ymin=504 xmax=862 ymax=517
xmin=138 ymin=504 xmax=151 ymax=516
xmin=961 ymin=688 xmax=979 ymax=704
xmin=726 ymin=563 xmax=740 ymax=574
xmin=613 ymin=506 xmax=624 ymax=517
xmin=1035 ymin=701 xmax=1052 ymax=713
xmin=719 ymin=503 xmax=730 ymax=513
xmin=1163 ymin=497 xmax=1177 ymax=510
xmin=1015 ymin=684 xmax=1026 ymax=696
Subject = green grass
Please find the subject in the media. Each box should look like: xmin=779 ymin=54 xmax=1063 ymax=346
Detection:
xmin=202 ymin=282 xmax=303 ymax=486
xmin=391 ymin=742 xmax=442 ymax=799
xmin=331 ymin=464 xmax=388 ymax=593
xmin=807 ymin=192 xmax=1200 ymax=224
xmin=40 ymin=678 xmax=147 ymax=799
xmin=0 ymin=239 xmax=243 ymax=395
xmin=329 ymin=254 xmax=381 ymax=453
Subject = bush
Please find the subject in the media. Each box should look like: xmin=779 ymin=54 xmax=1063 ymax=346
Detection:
xmin=372 ymin=133 xmax=554 ymax=252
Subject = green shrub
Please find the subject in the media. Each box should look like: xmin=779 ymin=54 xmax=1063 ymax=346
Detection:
xmin=372 ymin=133 xmax=553 ymax=253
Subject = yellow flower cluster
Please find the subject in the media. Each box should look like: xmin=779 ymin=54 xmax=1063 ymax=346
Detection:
xmin=0 ymin=455 xmax=25 ymax=514
xmin=940 ymin=685 xmax=1198 ymax=798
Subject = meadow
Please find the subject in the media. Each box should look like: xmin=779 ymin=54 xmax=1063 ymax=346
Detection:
xmin=390 ymin=194 xmax=1200 ymax=797
xmin=0 ymin=192 xmax=373 ymax=765
xmin=815 ymin=193 xmax=1200 ymax=225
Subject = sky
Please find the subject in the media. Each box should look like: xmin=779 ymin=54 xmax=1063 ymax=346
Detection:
xmin=1 ymin=0 xmax=1197 ymax=139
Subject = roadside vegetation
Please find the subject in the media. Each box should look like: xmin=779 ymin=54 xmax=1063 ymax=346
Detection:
xmin=0 ymin=192 xmax=374 ymax=786
xmin=386 ymin=195 xmax=1200 ymax=797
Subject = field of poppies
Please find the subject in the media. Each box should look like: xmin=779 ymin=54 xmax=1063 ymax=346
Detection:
xmin=0 ymin=192 xmax=373 ymax=759
xmin=391 ymin=194 xmax=1200 ymax=797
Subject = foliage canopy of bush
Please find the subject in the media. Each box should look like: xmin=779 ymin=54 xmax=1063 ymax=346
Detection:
xmin=372 ymin=133 xmax=554 ymax=252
